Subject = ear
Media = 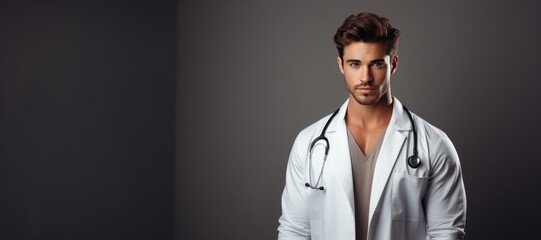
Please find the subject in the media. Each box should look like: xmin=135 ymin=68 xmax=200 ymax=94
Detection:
xmin=337 ymin=57 xmax=345 ymax=75
xmin=390 ymin=55 xmax=399 ymax=75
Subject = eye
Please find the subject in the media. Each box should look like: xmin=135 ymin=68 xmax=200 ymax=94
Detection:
xmin=349 ymin=62 xmax=360 ymax=68
xmin=372 ymin=62 xmax=386 ymax=68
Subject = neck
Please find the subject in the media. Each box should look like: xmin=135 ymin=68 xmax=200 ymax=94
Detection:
xmin=346 ymin=94 xmax=393 ymax=128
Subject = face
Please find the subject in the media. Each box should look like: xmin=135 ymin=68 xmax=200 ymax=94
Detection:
xmin=337 ymin=41 xmax=398 ymax=106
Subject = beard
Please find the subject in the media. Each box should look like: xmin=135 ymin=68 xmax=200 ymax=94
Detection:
xmin=352 ymin=93 xmax=380 ymax=105
xmin=349 ymin=82 xmax=383 ymax=105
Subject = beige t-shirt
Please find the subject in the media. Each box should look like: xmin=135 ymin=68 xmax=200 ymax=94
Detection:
xmin=347 ymin=127 xmax=387 ymax=240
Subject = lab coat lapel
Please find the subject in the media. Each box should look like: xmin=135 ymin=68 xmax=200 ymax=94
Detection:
xmin=324 ymin=98 xmax=412 ymax=225
xmin=368 ymin=98 xmax=411 ymax=224
xmin=326 ymin=100 xmax=354 ymax=212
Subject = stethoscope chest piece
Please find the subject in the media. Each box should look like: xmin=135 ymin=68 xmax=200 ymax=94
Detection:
xmin=407 ymin=155 xmax=421 ymax=168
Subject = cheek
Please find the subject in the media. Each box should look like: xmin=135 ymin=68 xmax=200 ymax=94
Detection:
xmin=344 ymin=70 xmax=359 ymax=81
xmin=375 ymin=70 xmax=390 ymax=81
xmin=343 ymin=72 xmax=354 ymax=83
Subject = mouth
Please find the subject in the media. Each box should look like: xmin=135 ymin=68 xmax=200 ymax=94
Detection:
xmin=356 ymin=87 xmax=376 ymax=93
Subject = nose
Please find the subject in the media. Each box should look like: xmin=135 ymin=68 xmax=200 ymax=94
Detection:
xmin=360 ymin=65 xmax=373 ymax=84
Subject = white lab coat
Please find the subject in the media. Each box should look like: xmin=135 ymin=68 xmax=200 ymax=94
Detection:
xmin=278 ymin=98 xmax=466 ymax=240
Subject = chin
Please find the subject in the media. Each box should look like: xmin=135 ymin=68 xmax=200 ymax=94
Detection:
xmin=353 ymin=96 xmax=379 ymax=106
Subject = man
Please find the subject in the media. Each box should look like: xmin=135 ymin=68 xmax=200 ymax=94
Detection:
xmin=278 ymin=12 xmax=466 ymax=240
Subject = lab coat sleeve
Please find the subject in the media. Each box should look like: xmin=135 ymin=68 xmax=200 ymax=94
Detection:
xmin=424 ymin=134 xmax=467 ymax=240
xmin=277 ymin=132 xmax=311 ymax=240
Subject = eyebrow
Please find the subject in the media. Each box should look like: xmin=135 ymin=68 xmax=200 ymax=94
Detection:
xmin=345 ymin=58 xmax=385 ymax=63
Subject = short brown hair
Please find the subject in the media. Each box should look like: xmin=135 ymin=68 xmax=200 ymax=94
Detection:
xmin=333 ymin=12 xmax=401 ymax=59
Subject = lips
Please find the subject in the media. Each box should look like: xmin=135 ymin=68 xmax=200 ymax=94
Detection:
xmin=357 ymin=87 xmax=375 ymax=93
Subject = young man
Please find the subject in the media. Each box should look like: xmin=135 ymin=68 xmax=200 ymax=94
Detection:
xmin=278 ymin=12 xmax=466 ymax=240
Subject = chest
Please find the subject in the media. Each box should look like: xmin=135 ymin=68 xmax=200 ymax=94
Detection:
xmin=347 ymin=125 xmax=387 ymax=155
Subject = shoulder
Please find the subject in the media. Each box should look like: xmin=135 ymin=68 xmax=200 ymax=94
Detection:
xmin=408 ymin=111 xmax=460 ymax=170
xmin=409 ymin=111 xmax=451 ymax=145
xmin=292 ymin=112 xmax=337 ymax=149
xmin=286 ymin=112 xmax=338 ymax=165
xmin=394 ymin=98 xmax=450 ymax=146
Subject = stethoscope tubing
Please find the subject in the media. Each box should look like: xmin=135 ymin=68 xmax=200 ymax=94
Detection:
xmin=305 ymin=104 xmax=421 ymax=191
xmin=306 ymin=108 xmax=340 ymax=191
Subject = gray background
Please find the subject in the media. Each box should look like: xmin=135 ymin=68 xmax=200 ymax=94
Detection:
xmin=2 ymin=0 xmax=541 ymax=240
xmin=1 ymin=1 xmax=175 ymax=239
xmin=178 ymin=0 xmax=541 ymax=239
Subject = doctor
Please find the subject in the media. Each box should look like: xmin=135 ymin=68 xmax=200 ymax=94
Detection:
xmin=278 ymin=12 xmax=466 ymax=240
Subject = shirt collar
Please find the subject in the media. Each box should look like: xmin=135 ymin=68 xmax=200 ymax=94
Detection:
xmin=325 ymin=96 xmax=412 ymax=133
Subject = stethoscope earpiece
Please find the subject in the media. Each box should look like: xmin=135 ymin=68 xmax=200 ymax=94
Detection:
xmin=304 ymin=182 xmax=325 ymax=191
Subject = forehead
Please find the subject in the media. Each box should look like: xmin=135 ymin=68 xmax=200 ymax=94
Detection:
xmin=342 ymin=41 xmax=388 ymax=60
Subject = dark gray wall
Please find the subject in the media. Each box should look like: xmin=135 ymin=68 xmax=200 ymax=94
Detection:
xmin=2 ymin=1 xmax=540 ymax=239
xmin=1 ymin=1 xmax=176 ymax=239
xmin=178 ymin=0 xmax=541 ymax=239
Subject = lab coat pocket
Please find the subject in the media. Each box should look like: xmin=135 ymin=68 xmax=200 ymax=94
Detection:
xmin=391 ymin=174 xmax=428 ymax=222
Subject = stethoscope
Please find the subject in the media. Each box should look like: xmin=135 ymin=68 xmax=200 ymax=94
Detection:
xmin=304 ymin=105 xmax=421 ymax=191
